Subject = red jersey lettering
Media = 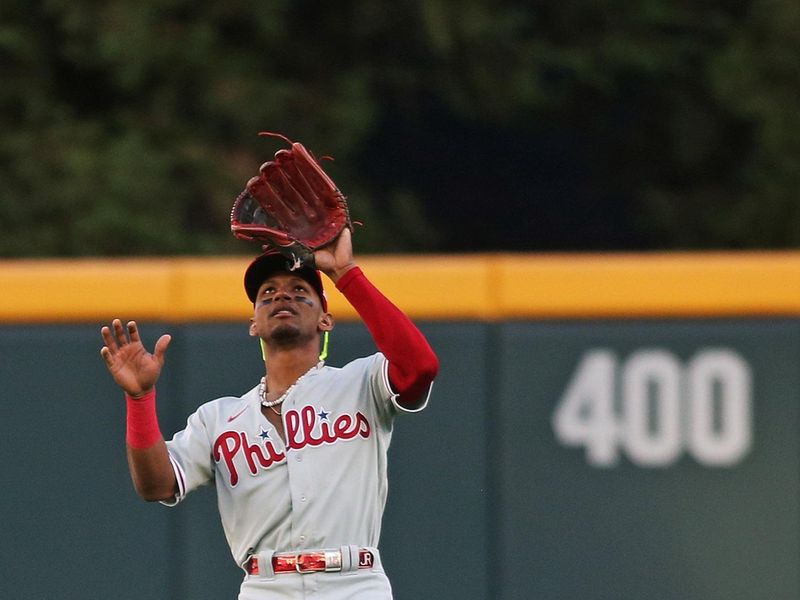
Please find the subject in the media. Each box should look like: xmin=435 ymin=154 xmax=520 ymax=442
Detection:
xmin=214 ymin=406 xmax=371 ymax=486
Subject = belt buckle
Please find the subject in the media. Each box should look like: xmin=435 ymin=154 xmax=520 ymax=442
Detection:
xmin=295 ymin=553 xmax=315 ymax=574
xmin=294 ymin=551 xmax=342 ymax=574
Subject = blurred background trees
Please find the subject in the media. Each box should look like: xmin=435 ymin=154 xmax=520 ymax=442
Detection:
xmin=1 ymin=0 xmax=798 ymax=256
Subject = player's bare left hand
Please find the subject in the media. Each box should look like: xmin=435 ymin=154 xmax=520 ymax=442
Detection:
xmin=100 ymin=319 xmax=171 ymax=397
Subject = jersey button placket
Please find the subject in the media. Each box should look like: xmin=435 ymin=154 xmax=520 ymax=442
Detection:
xmin=288 ymin=445 xmax=312 ymax=547
xmin=286 ymin=392 xmax=315 ymax=549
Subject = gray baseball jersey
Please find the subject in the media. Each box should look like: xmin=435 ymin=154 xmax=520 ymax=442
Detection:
xmin=163 ymin=352 xmax=429 ymax=598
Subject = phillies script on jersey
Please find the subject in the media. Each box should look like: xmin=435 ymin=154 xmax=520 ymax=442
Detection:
xmin=214 ymin=405 xmax=371 ymax=486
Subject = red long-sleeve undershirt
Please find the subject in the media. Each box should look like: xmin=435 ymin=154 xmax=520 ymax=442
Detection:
xmin=335 ymin=266 xmax=439 ymax=409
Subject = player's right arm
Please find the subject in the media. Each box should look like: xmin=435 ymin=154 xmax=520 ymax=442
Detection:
xmin=315 ymin=230 xmax=439 ymax=409
xmin=100 ymin=319 xmax=177 ymax=502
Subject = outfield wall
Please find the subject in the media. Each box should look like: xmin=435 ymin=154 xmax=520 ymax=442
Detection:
xmin=1 ymin=253 xmax=798 ymax=600
xmin=4 ymin=251 xmax=800 ymax=322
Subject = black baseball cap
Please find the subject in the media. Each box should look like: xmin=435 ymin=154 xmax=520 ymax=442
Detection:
xmin=244 ymin=251 xmax=327 ymax=311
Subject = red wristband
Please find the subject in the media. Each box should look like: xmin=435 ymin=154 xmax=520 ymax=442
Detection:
xmin=125 ymin=389 xmax=162 ymax=449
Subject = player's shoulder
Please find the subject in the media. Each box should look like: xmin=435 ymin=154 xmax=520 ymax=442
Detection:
xmin=193 ymin=384 xmax=259 ymax=417
xmin=322 ymin=352 xmax=384 ymax=376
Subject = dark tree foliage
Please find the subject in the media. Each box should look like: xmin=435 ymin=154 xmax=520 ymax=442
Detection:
xmin=0 ymin=0 xmax=798 ymax=256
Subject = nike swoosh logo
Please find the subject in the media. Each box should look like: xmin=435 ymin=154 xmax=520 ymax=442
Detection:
xmin=227 ymin=406 xmax=248 ymax=423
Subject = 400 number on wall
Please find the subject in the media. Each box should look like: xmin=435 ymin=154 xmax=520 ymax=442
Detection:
xmin=552 ymin=349 xmax=752 ymax=468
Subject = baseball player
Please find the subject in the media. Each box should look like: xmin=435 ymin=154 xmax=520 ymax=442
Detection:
xmin=100 ymin=228 xmax=439 ymax=599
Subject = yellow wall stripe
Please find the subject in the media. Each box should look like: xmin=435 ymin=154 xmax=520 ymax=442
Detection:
xmin=2 ymin=252 xmax=800 ymax=323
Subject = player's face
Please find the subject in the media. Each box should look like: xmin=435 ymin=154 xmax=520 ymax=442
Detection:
xmin=251 ymin=273 xmax=325 ymax=345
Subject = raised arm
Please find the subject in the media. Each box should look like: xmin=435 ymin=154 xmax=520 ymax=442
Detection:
xmin=315 ymin=230 xmax=440 ymax=408
xmin=100 ymin=319 xmax=177 ymax=501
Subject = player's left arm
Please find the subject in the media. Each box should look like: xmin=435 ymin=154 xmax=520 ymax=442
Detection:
xmin=316 ymin=230 xmax=440 ymax=408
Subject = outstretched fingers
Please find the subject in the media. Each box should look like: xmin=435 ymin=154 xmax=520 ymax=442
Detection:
xmin=100 ymin=320 xmax=121 ymax=363
xmin=113 ymin=319 xmax=129 ymax=345
xmin=99 ymin=344 xmax=113 ymax=366
xmin=153 ymin=334 xmax=172 ymax=365
xmin=100 ymin=320 xmax=120 ymax=352
xmin=127 ymin=320 xmax=141 ymax=344
xmin=99 ymin=319 xmax=139 ymax=365
xmin=99 ymin=319 xmax=171 ymax=396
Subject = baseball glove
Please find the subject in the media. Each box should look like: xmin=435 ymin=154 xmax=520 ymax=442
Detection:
xmin=231 ymin=132 xmax=352 ymax=268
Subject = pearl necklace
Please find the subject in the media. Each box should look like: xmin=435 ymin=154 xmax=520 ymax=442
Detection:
xmin=258 ymin=378 xmax=291 ymax=409
xmin=259 ymin=361 xmax=324 ymax=413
